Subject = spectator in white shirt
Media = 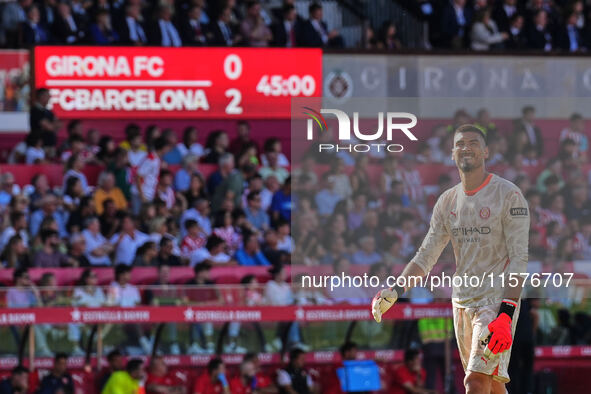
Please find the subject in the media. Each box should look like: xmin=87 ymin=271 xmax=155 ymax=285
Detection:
xmin=180 ymin=198 xmax=212 ymax=237
xmin=83 ymin=217 xmax=113 ymax=266
xmin=107 ymin=264 xmax=152 ymax=353
xmin=25 ymin=132 xmax=45 ymax=164
xmin=190 ymin=234 xmax=232 ymax=267
xmin=110 ymin=214 xmax=149 ymax=265
xmin=135 ymin=136 xmax=168 ymax=205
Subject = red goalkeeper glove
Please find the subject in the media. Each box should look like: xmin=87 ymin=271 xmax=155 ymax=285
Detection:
xmin=479 ymin=300 xmax=516 ymax=359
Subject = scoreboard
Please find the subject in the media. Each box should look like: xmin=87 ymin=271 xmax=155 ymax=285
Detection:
xmin=34 ymin=47 xmax=322 ymax=119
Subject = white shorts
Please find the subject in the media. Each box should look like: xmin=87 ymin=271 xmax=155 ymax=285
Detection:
xmin=453 ymin=302 xmax=520 ymax=383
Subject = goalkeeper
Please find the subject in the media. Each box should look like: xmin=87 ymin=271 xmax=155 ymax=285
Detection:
xmin=372 ymin=125 xmax=529 ymax=394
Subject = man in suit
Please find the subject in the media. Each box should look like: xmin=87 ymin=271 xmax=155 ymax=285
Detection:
xmin=180 ymin=5 xmax=208 ymax=45
xmin=299 ymin=2 xmax=343 ymax=48
xmin=117 ymin=3 xmax=147 ymax=45
xmin=271 ymin=4 xmax=300 ymax=47
xmin=514 ymin=106 xmax=544 ymax=157
xmin=21 ymin=5 xmax=50 ymax=47
xmin=439 ymin=0 xmax=472 ymax=48
xmin=39 ymin=0 xmax=57 ymax=30
xmin=1 ymin=0 xmax=31 ymax=47
xmin=207 ymin=6 xmax=239 ymax=46
xmin=492 ymin=0 xmax=519 ymax=33
xmin=52 ymin=2 xmax=85 ymax=44
xmin=148 ymin=5 xmax=182 ymax=47
xmin=557 ymin=11 xmax=583 ymax=52
xmin=526 ymin=9 xmax=552 ymax=51
xmin=506 ymin=13 xmax=526 ymax=49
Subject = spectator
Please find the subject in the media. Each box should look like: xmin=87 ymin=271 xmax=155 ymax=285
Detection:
xmin=300 ymin=2 xmax=344 ymax=48
xmin=135 ymin=136 xmax=168 ymax=206
xmin=52 ymin=2 xmax=84 ymax=44
xmin=183 ymin=172 xmax=208 ymax=207
xmin=21 ymin=5 xmax=50 ymax=46
xmin=492 ymin=0 xmax=519 ymax=33
xmin=229 ymin=359 xmax=261 ymax=392
xmin=209 ymin=153 xmax=244 ymax=213
xmin=202 ymin=130 xmax=230 ymax=165
xmin=63 ymin=153 xmax=90 ymax=195
xmin=62 ymin=176 xmax=83 ymax=212
xmin=261 ymin=137 xmax=289 ymax=167
xmin=244 ymin=191 xmax=270 ymax=231
xmin=33 ymin=229 xmax=70 ymax=268
xmin=30 ymin=88 xmax=59 ymax=151
xmin=277 ymin=348 xmax=315 ymax=394
xmin=146 ymin=355 xmax=184 ymax=394
xmin=181 ymin=219 xmax=207 ymax=259
xmin=276 ymin=220 xmax=293 ymax=253
xmin=38 ymin=353 xmax=74 ymax=394
xmin=156 ymin=236 xmax=182 ymax=266
xmin=0 ymin=366 xmax=29 ymax=394
xmin=470 ymin=8 xmax=508 ymax=50
xmin=379 ymin=21 xmax=402 ymax=50
xmin=156 ymin=169 xmax=177 ymax=210
xmin=557 ymin=11 xmax=583 ymax=52
xmin=38 ymin=0 xmax=57 ymax=30
xmin=0 ymin=211 xmax=29 ymax=252
xmin=181 ymin=198 xmax=212 ymax=237
xmin=208 ymin=6 xmax=238 ymax=46
xmin=68 ymin=233 xmax=90 ymax=267
xmin=506 ymin=14 xmax=526 ymax=49
xmin=213 ymin=210 xmax=241 ymax=254
xmin=240 ymin=1 xmax=272 ymax=47
xmin=352 ymin=235 xmax=381 ymax=265
xmin=110 ymin=214 xmax=149 ymax=265
xmin=192 ymin=357 xmax=230 ymax=394
xmin=82 ymin=217 xmax=113 ymax=266
xmin=89 ymin=9 xmax=119 ymax=44
xmin=176 ymin=126 xmax=205 ymax=159
xmin=190 ymin=234 xmax=232 ymax=266
xmin=25 ymin=132 xmax=46 ymax=165
xmin=118 ymin=3 xmax=147 ymax=45
xmin=94 ymin=171 xmax=128 ymax=215
xmin=97 ymin=350 xmax=124 ymax=392
xmin=181 ymin=5 xmax=208 ymax=45
xmin=2 ymin=0 xmax=30 ymax=48
xmin=1 ymin=235 xmax=29 ymax=269
xmin=270 ymin=176 xmax=292 ymax=223
xmin=132 ymin=241 xmax=158 ymax=266
xmin=229 ymin=121 xmax=257 ymax=158
xmin=102 ymin=359 xmax=145 ymax=394
xmin=559 ymin=113 xmax=588 ymax=162
xmin=150 ymin=5 xmax=182 ymax=47
xmin=439 ymin=0 xmax=472 ymax=48
xmin=271 ymin=4 xmax=299 ymax=47
xmin=185 ymin=262 xmax=221 ymax=354
xmin=235 ymin=232 xmax=271 ymax=266
xmin=390 ymin=348 xmax=431 ymax=394
xmin=526 ymin=10 xmax=552 ymax=51
xmin=73 ymin=269 xmax=106 ymax=307
xmin=514 ymin=106 xmax=544 ymax=157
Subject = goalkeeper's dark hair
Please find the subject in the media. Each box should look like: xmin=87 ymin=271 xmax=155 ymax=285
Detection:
xmin=454 ymin=124 xmax=488 ymax=146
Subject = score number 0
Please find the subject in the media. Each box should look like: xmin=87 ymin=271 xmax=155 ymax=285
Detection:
xmin=224 ymin=54 xmax=243 ymax=114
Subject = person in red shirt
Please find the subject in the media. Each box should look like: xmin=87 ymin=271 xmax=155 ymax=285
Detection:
xmin=389 ymin=349 xmax=435 ymax=394
xmin=323 ymin=341 xmax=358 ymax=394
xmin=243 ymin=353 xmax=275 ymax=392
xmin=193 ymin=357 xmax=230 ymax=394
xmin=229 ymin=359 xmax=256 ymax=394
xmin=146 ymin=355 xmax=185 ymax=394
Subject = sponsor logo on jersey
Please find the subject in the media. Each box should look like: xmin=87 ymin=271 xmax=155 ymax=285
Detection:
xmin=451 ymin=226 xmax=491 ymax=236
xmin=510 ymin=207 xmax=528 ymax=216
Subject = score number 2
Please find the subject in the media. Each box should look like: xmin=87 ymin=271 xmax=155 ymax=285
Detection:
xmin=224 ymin=54 xmax=243 ymax=114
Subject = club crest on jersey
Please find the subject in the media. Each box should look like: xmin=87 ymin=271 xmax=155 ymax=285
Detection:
xmin=479 ymin=207 xmax=490 ymax=219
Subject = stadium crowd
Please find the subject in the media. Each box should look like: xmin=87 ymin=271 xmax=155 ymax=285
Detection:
xmin=1 ymin=0 xmax=590 ymax=51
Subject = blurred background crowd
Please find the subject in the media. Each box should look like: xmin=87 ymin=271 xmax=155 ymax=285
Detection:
xmin=1 ymin=0 xmax=591 ymax=52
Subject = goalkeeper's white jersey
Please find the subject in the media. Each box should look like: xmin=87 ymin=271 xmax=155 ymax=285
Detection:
xmin=410 ymin=173 xmax=530 ymax=308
